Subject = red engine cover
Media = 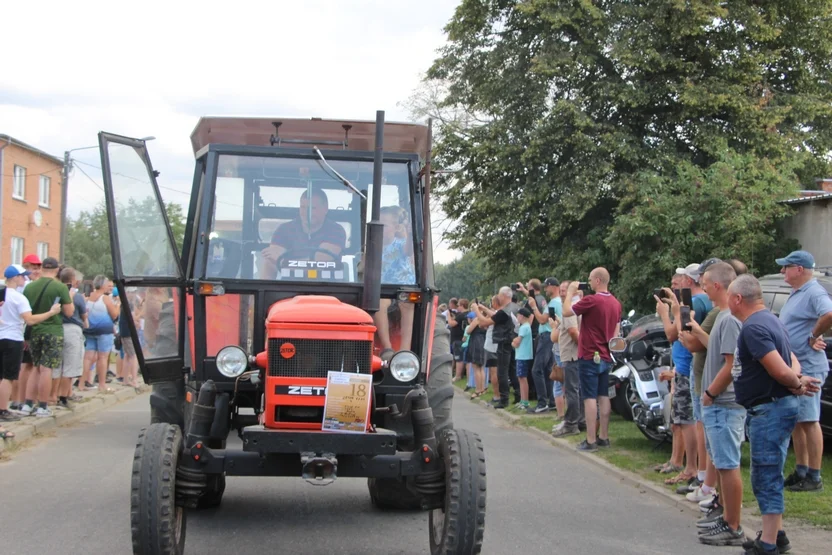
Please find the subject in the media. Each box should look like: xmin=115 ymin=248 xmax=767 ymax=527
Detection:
xmin=263 ymin=296 xmax=376 ymax=430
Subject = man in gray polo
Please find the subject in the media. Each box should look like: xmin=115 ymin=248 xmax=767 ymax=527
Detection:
xmin=777 ymin=250 xmax=832 ymax=492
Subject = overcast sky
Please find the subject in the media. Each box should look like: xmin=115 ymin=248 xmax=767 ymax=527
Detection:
xmin=1 ymin=0 xmax=460 ymax=263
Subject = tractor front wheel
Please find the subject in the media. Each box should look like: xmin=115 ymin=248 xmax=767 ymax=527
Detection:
xmin=429 ymin=428 xmax=486 ymax=555
xmin=368 ymin=314 xmax=455 ymax=510
xmin=130 ymin=423 xmax=187 ymax=555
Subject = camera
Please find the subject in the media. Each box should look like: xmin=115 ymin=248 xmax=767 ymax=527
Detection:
xmin=577 ymin=282 xmax=589 ymax=291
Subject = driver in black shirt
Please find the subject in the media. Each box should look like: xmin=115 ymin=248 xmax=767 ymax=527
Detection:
xmin=259 ymin=188 xmax=346 ymax=279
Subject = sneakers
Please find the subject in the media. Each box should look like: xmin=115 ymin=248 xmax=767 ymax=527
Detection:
xmin=676 ymin=477 xmax=700 ymax=495
xmin=787 ymin=477 xmax=823 ymax=493
xmin=596 ymin=438 xmax=611 ymax=448
xmin=783 ymin=471 xmax=801 ymax=488
xmin=16 ymin=404 xmax=34 ymax=416
xmin=698 ymin=520 xmax=745 ymax=546
xmin=34 ymin=407 xmax=53 ymax=418
xmin=57 ymin=399 xmax=72 ymax=410
xmin=700 ymin=493 xmax=720 ymax=512
xmin=526 ymin=404 xmax=549 ymax=414
xmin=0 ymin=409 xmax=21 ymax=422
xmin=491 ymin=400 xmax=508 ymax=410
xmin=551 ymin=424 xmax=579 ymax=438
xmin=576 ymin=440 xmax=598 ymax=452
xmin=696 ymin=506 xmax=725 ymax=528
xmin=742 ymin=531 xmax=790 ymax=554
xmin=686 ymin=485 xmax=714 ymax=503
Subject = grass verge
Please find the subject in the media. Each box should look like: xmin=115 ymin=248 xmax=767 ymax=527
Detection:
xmin=454 ymin=379 xmax=832 ymax=528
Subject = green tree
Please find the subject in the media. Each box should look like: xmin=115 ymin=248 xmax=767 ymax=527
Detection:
xmin=435 ymin=253 xmax=490 ymax=303
xmin=65 ymin=200 xmax=186 ymax=279
xmin=426 ymin=0 xmax=832 ymax=310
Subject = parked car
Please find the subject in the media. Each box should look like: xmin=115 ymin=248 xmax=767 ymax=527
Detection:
xmin=759 ymin=270 xmax=832 ymax=439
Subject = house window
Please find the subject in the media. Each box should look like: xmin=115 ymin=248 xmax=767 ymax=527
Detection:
xmin=13 ymin=165 xmax=26 ymax=200
xmin=39 ymin=176 xmax=51 ymax=207
xmin=37 ymin=242 xmax=49 ymax=261
xmin=11 ymin=237 xmax=24 ymax=265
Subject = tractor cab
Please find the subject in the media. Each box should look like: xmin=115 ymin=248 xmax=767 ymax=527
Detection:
xmin=98 ymin=113 xmax=486 ymax=555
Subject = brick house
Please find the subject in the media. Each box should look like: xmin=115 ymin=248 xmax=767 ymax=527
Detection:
xmin=0 ymin=134 xmax=64 ymax=265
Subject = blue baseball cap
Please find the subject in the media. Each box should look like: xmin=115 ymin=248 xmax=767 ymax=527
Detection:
xmin=775 ymin=250 xmax=815 ymax=269
xmin=467 ymin=311 xmax=477 ymax=319
xmin=4 ymin=264 xmax=30 ymax=279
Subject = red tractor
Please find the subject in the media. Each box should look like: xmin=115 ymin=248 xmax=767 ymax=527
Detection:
xmin=98 ymin=112 xmax=486 ymax=554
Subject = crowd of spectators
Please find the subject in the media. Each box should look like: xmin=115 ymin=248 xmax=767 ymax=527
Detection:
xmin=1 ymin=254 xmax=143 ymax=438
xmin=443 ymin=249 xmax=830 ymax=554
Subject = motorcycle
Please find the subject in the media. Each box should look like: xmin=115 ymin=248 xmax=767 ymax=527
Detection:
xmin=608 ymin=315 xmax=674 ymax=443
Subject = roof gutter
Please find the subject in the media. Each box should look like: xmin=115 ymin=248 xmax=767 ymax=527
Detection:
xmin=0 ymin=137 xmax=11 ymax=266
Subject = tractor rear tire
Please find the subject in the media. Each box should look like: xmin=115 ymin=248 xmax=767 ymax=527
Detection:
xmin=429 ymin=429 xmax=486 ymax=555
xmin=130 ymin=423 xmax=187 ymax=555
xmin=149 ymin=379 xmax=186 ymax=431
xmin=368 ymin=315 xmax=455 ymax=510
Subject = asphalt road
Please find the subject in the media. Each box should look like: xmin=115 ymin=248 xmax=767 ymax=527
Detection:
xmin=0 ymin=392 xmax=735 ymax=555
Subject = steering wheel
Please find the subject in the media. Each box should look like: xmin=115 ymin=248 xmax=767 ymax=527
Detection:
xmin=274 ymin=247 xmax=341 ymax=272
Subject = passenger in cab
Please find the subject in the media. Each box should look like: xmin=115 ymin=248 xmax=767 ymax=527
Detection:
xmin=374 ymin=206 xmax=416 ymax=358
xmin=259 ymin=188 xmax=346 ymax=279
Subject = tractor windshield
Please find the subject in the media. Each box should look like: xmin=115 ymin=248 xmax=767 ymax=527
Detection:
xmin=205 ymin=154 xmax=416 ymax=286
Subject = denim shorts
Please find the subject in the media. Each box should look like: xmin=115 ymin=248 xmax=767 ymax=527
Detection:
xmin=703 ymin=404 xmax=747 ymax=470
xmin=692 ymin=390 xmax=702 ymax=422
xmin=797 ymin=370 xmax=828 ymax=423
xmin=85 ymin=333 xmax=115 ymax=353
xmin=748 ymin=396 xmax=798 ymax=514
xmin=553 ymin=380 xmax=563 ymax=397
xmin=578 ymin=359 xmax=612 ymax=400
xmin=516 ymin=359 xmax=532 ymax=378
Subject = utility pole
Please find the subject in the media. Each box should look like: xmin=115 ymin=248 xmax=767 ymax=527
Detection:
xmin=60 ymin=150 xmax=70 ymax=263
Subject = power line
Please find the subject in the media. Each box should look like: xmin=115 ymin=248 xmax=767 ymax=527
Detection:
xmin=72 ymin=163 xmax=105 ymax=193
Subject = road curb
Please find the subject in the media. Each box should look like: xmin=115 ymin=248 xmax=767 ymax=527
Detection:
xmin=0 ymin=386 xmax=149 ymax=457
xmin=455 ymin=386 xmax=704 ymax=517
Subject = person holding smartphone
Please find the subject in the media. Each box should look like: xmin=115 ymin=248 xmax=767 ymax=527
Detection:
xmin=563 ymin=268 xmax=622 ymax=451
xmin=18 ymin=258 xmax=73 ymax=418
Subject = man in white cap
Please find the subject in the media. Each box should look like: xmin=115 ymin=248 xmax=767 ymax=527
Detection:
xmin=776 ymin=250 xmax=832 ymax=493
xmin=0 ymin=265 xmax=62 ymax=424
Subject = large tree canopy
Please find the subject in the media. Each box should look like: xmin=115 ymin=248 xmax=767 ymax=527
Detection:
xmin=427 ymin=0 xmax=832 ymax=311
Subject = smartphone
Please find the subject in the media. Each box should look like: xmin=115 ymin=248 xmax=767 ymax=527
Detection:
xmin=54 ymin=296 xmax=61 ymax=305
xmin=653 ymin=288 xmax=667 ymax=300
xmin=673 ymin=288 xmax=682 ymax=302
xmin=681 ymin=288 xmax=693 ymax=307
xmin=680 ymin=306 xmax=692 ymax=330
xmin=510 ymin=283 xmax=519 ymax=291
xmin=577 ymin=282 xmax=589 ymax=291
xmin=83 ymin=283 xmax=93 ymax=296
xmin=0 ymin=286 xmax=6 ymax=303
xmin=548 ymin=307 xmax=556 ymax=319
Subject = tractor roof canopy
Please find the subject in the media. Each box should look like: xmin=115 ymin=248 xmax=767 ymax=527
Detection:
xmin=190 ymin=117 xmax=429 ymax=159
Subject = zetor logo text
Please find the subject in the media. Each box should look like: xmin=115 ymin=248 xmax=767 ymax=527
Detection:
xmin=287 ymin=260 xmax=337 ymax=269
xmin=280 ymin=343 xmax=296 ymax=359
xmin=276 ymin=385 xmax=327 ymax=396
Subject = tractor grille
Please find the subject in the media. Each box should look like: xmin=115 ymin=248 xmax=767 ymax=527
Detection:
xmin=268 ymin=338 xmax=372 ymax=378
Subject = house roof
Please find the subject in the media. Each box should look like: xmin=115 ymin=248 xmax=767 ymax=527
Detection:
xmin=0 ymin=134 xmax=64 ymax=165
xmin=780 ymin=192 xmax=832 ymax=205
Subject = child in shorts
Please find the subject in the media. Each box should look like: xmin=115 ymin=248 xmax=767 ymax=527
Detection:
xmin=512 ymin=307 xmax=534 ymax=409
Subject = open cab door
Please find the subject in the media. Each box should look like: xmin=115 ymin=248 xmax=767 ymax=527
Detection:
xmin=98 ymin=132 xmax=187 ymax=385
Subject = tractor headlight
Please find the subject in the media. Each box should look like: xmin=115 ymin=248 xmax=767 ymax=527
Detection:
xmin=389 ymin=351 xmax=420 ymax=382
xmin=216 ymin=346 xmax=248 ymax=378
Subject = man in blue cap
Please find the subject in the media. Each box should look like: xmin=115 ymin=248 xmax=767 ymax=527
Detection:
xmin=776 ymin=250 xmax=832 ymax=492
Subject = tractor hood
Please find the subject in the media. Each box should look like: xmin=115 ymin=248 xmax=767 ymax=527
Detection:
xmin=266 ymin=295 xmax=375 ymax=326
